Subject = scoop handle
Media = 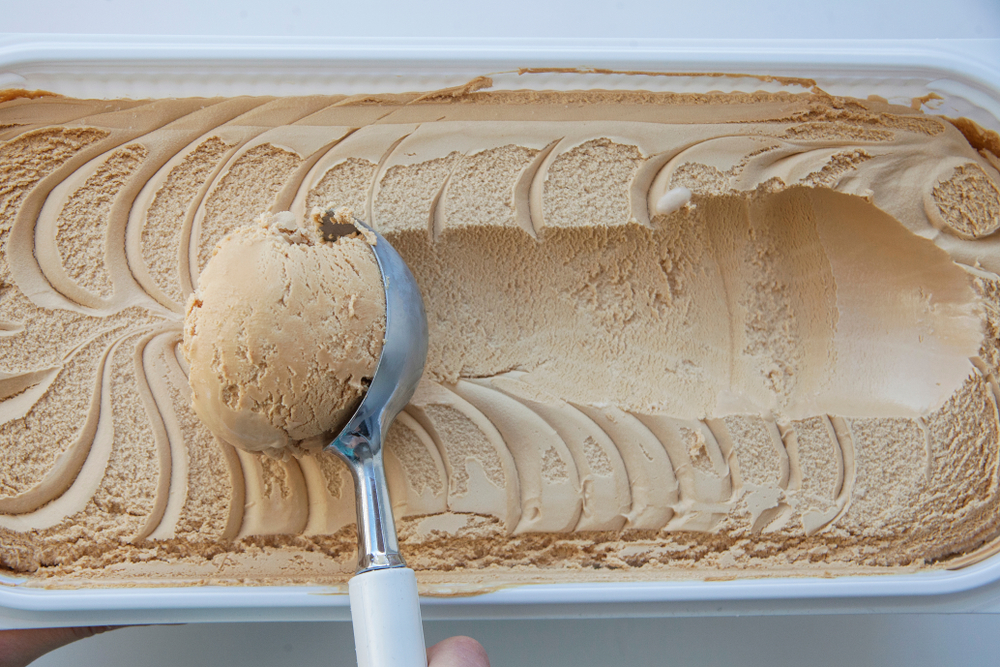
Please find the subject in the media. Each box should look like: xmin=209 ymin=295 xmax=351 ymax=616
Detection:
xmin=349 ymin=567 xmax=428 ymax=667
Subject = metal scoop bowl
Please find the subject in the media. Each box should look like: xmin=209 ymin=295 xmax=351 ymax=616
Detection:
xmin=322 ymin=210 xmax=429 ymax=667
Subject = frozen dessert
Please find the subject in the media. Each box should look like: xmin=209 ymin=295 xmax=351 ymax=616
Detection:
xmin=182 ymin=210 xmax=386 ymax=460
xmin=1 ymin=83 xmax=1000 ymax=590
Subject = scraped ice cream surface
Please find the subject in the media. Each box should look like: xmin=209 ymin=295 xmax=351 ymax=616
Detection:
xmin=182 ymin=210 xmax=385 ymax=459
xmin=2 ymin=82 xmax=1000 ymax=589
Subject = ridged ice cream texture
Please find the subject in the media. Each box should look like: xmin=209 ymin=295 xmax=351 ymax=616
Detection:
xmin=1 ymin=87 xmax=1000 ymax=588
xmin=182 ymin=211 xmax=385 ymax=459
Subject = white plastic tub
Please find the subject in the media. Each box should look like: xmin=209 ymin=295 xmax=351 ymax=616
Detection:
xmin=2 ymin=34 xmax=1000 ymax=628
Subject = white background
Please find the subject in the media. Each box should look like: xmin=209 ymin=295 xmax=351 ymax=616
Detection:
xmin=6 ymin=0 xmax=1000 ymax=665
xmin=27 ymin=615 xmax=1000 ymax=666
xmin=3 ymin=0 xmax=1000 ymax=39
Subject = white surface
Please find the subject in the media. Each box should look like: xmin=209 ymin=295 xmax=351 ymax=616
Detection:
xmin=30 ymin=615 xmax=1000 ymax=667
xmin=5 ymin=0 xmax=1000 ymax=663
xmin=349 ymin=569 xmax=427 ymax=667
xmin=3 ymin=0 xmax=1000 ymax=39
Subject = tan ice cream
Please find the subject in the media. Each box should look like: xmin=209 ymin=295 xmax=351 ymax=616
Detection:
xmin=2 ymin=83 xmax=1000 ymax=589
xmin=182 ymin=210 xmax=385 ymax=459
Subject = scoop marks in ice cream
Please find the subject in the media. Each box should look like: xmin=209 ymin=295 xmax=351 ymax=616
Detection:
xmin=182 ymin=211 xmax=386 ymax=459
xmin=4 ymin=86 xmax=1000 ymax=588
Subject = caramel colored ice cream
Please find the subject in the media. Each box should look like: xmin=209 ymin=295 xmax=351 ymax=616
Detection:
xmin=182 ymin=211 xmax=385 ymax=460
xmin=2 ymin=85 xmax=1000 ymax=589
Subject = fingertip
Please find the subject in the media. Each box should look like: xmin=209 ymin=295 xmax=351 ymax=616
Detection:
xmin=427 ymin=635 xmax=490 ymax=667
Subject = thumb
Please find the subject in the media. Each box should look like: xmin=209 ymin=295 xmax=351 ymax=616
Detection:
xmin=427 ymin=635 xmax=490 ymax=667
xmin=0 ymin=626 xmax=120 ymax=667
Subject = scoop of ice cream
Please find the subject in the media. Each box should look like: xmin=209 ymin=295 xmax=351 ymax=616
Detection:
xmin=182 ymin=211 xmax=386 ymax=459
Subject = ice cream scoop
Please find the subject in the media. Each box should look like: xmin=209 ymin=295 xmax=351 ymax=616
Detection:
xmin=182 ymin=212 xmax=386 ymax=459
xmin=319 ymin=209 xmax=429 ymax=667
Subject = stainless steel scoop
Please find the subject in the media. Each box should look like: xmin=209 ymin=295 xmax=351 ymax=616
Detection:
xmin=322 ymin=211 xmax=429 ymax=667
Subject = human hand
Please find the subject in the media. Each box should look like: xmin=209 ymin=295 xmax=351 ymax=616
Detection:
xmin=0 ymin=627 xmax=488 ymax=667
xmin=428 ymin=636 xmax=490 ymax=667
xmin=0 ymin=626 xmax=120 ymax=667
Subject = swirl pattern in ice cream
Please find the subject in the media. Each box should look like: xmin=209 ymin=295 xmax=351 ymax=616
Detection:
xmin=2 ymin=89 xmax=1000 ymax=584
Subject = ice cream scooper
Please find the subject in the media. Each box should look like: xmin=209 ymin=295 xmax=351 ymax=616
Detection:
xmin=321 ymin=211 xmax=429 ymax=667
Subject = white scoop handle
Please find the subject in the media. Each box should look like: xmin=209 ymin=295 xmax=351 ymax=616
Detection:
xmin=349 ymin=567 xmax=428 ymax=667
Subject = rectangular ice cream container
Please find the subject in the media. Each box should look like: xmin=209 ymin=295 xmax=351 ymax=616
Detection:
xmin=1 ymin=34 xmax=1000 ymax=628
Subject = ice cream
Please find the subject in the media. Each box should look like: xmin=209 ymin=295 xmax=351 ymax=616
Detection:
xmin=182 ymin=210 xmax=386 ymax=459
xmin=1 ymin=84 xmax=1000 ymax=589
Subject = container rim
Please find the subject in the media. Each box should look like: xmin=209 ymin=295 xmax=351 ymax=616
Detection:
xmin=2 ymin=34 xmax=1000 ymax=625
xmin=0 ymin=35 xmax=998 ymax=100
